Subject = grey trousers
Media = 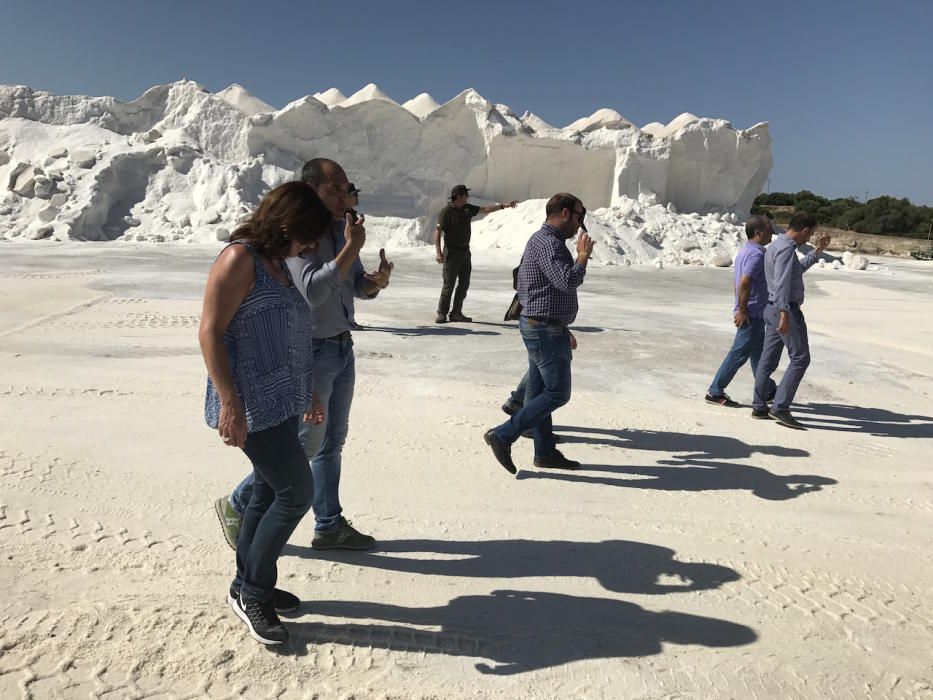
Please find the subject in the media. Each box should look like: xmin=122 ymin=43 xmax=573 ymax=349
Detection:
xmin=753 ymin=304 xmax=811 ymax=412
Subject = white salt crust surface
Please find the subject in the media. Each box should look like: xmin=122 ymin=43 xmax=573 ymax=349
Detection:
xmin=0 ymin=242 xmax=931 ymax=697
xmin=1 ymin=80 xmax=771 ymax=251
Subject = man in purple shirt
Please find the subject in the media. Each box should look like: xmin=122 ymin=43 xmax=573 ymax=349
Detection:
xmin=705 ymin=216 xmax=777 ymax=406
xmin=484 ymin=193 xmax=595 ymax=474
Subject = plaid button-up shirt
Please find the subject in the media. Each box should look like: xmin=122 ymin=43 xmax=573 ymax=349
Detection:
xmin=517 ymin=223 xmax=587 ymax=326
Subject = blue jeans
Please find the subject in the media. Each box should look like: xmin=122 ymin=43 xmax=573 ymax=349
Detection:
xmin=494 ymin=317 xmax=572 ymax=458
xmin=233 ymin=416 xmax=314 ymax=602
xmin=753 ymin=305 xmax=811 ymax=412
xmin=505 ymin=372 xmax=529 ymax=410
xmin=232 ymin=335 xmax=355 ymax=533
xmin=708 ymin=316 xmax=769 ymax=396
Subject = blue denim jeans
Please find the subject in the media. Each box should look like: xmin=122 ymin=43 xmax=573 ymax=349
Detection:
xmin=231 ymin=335 xmax=355 ymax=533
xmin=708 ymin=315 xmax=768 ymax=396
xmin=505 ymin=372 xmax=530 ymax=410
xmin=233 ymin=416 xmax=314 ymax=602
xmin=753 ymin=305 xmax=811 ymax=412
xmin=494 ymin=317 xmax=572 ymax=458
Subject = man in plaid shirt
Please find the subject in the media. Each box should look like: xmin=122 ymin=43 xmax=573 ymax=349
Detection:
xmin=484 ymin=193 xmax=595 ymax=474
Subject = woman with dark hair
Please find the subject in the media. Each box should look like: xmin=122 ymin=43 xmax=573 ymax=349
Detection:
xmin=198 ymin=181 xmax=331 ymax=645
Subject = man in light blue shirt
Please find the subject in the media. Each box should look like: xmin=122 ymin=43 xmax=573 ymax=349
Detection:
xmin=752 ymin=212 xmax=830 ymax=429
xmin=705 ymin=216 xmax=776 ymax=406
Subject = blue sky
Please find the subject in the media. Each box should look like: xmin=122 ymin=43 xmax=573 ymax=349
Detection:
xmin=2 ymin=0 xmax=931 ymax=204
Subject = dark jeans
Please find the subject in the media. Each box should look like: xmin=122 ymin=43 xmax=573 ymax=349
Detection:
xmin=437 ymin=246 xmax=471 ymax=315
xmin=234 ymin=416 xmax=314 ymax=602
xmin=753 ymin=305 xmax=811 ymax=412
xmin=494 ymin=317 xmax=572 ymax=458
xmin=708 ymin=315 xmax=772 ymax=396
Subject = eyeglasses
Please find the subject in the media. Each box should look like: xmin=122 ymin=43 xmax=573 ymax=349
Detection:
xmin=572 ymin=207 xmax=586 ymax=220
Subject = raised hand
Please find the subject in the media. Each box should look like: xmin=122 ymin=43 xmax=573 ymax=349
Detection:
xmin=365 ymin=248 xmax=394 ymax=289
xmin=345 ymin=212 xmax=366 ymax=250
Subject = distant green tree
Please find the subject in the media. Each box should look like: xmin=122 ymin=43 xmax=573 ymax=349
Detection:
xmin=754 ymin=190 xmax=931 ymax=238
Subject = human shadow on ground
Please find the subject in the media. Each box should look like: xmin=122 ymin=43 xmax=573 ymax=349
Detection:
xmin=792 ymin=403 xmax=933 ymax=439
xmin=516 ymin=458 xmax=836 ymax=501
xmin=554 ymin=425 xmax=809 ymax=460
xmin=284 ymin=538 xmax=739 ymax=594
xmin=275 ymin=589 xmax=757 ymax=674
xmin=360 ymin=325 xmax=499 ymax=337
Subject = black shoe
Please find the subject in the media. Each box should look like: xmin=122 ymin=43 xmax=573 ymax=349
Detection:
xmin=520 ymin=429 xmax=562 ymax=443
xmin=228 ymin=585 xmax=300 ymax=614
xmin=435 ymin=313 xmax=448 ymax=324
xmin=766 ymin=384 xmax=777 ymax=403
xmin=501 ymin=402 xmax=521 ymax=416
xmin=769 ymin=410 xmax=806 ymax=430
xmin=484 ymin=429 xmax=516 ymax=474
xmin=311 ymin=517 xmax=375 ymax=550
xmin=448 ymin=312 xmax=473 ymax=322
xmin=705 ymin=392 xmax=740 ymax=407
xmin=230 ymin=594 xmax=288 ymax=645
xmin=750 ymin=408 xmax=772 ymax=419
xmin=533 ymin=449 xmax=580 ymax=470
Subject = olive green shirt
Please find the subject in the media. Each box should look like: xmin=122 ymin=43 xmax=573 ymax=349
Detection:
xmin=438 ymin=203 xmax=481 ymax=248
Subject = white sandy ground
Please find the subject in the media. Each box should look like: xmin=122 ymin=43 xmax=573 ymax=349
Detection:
xmin=0 ymin=242 xmax=931 ymax=699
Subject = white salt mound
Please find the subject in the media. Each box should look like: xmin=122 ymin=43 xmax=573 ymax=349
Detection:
xmin=842 ymin=251 xmax=870 ymax=270
xmin=0 ymin=80 xmax=771 ymax=262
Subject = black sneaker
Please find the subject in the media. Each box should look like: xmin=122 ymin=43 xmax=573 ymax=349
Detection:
xmin=520 ymin=429 xmax=562 ymax=443
xmin=230 ymin=594 xmax=288 ymax=645
xmin=705 ymin=392 xmax=740 ymax=407
xmin=501 ymin=402 xmax=521 ymax=416
xmin=769 ymin=410 xmax=806 ymax=430
xmin=435 ymin=312 xmax=448 ymax=323
xmin=228 ymin=585 xmax=300 ymax=614
xmin=533 ymin=449 xmax=580 ymax=470
xmin=484 ymin=429 xmax=516 ymax=475
xmin=311 ymin=517 xmax=375 ymax=550
xmin=750 ymin=407 xmax=772 ymax=419
xmin=448 ymin=312 xmax=473 ymax=322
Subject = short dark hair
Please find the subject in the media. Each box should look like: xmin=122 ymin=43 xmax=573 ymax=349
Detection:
xmin=545 ymin=193 xmax=582 ymax=218
xmin=787 ymin=212 xmax=818 ymax=232
xmin=745 ymin=215 xmax=773 ymax=239
xmin=230 ymin=181 xmax=331 ymax=259
xmin=300 ymin=158 xmax=341 ymax=188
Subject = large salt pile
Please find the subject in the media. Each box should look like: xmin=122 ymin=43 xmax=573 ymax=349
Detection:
xmin=1 ymin=79 xmax=770 ymax=265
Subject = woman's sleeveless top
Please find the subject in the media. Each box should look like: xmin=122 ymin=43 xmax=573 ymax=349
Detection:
xmin=204 ymin=242 xmax=312 ymax=433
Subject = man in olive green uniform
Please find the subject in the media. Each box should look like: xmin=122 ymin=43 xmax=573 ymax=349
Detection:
xmin=434 ymin=184 xmax=517 ymax=323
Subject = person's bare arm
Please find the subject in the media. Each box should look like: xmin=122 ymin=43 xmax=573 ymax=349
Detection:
xmin=198 ymin=245 xmax=254 ymax=448
xmin=477 ymin=200 xmax=518 ymax=215
xmin=734 ymin=275 xmax=752 ymax=327
xmin=434 ymin=225 xmax=444 ymax=263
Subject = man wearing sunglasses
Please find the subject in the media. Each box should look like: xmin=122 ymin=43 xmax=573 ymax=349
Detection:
xmin=434 ymin=184 xmax=517 ymax=323
xmin=484 ymin=193 xmax=594 ymax=473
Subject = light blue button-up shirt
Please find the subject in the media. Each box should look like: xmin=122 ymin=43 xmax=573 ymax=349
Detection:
xmin=764 ymin=234 xmax=820 ymax=311
xmin=285 ymin=219 xmax=377 ymax=339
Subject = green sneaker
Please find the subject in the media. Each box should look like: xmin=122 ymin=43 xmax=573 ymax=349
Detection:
xmin=214 ymin=497 xmax=242 ymax=551
xmin=311 ymin=517 xmax=375 ymax=551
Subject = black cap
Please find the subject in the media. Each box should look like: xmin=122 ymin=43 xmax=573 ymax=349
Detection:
xmin=450 ymin=184 xmax=470 ymax=200
xmin=347 ymin=183 xmax=361 ymax=196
